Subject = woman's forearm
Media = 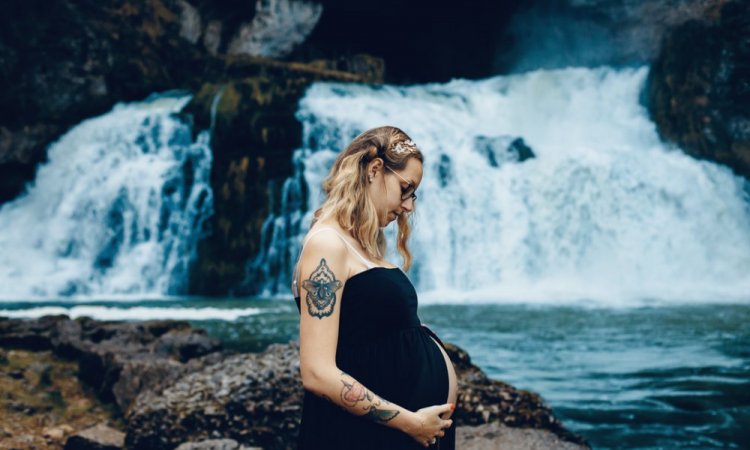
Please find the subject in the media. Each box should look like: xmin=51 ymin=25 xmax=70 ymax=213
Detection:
xmin=303 ymin=365 xmax=418 ymax=433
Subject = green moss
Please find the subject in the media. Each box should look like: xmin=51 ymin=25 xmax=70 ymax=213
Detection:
xmin=0 ymin=348 xmax=124 ymax=449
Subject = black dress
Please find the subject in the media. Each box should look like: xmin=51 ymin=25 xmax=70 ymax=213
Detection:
xmin=294 ymin=266 xmax=456 ymax=450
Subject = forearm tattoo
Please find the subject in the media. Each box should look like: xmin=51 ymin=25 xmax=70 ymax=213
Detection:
xmin=301 ymin=258 xmax=342 ymax=319
xmin=339 ymin=378 xmax=399 ymax=423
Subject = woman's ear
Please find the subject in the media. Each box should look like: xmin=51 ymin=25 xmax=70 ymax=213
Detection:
xmin=368 ymin=157 xmax=383 ymax=179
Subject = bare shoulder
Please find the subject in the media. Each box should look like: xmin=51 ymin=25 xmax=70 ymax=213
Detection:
xmin=302 ymin=227 xmax=347 ymax=254
xmin=299 ymin=227 xmax=349 ymax=273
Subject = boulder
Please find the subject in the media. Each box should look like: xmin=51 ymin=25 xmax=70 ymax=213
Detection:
xmin=125 ymin=342 xmax=302 ymax=450
xmin=63 ymin=423 xmax=125 ymax=450
xmin=456 ymin=422 xmax=587 ymax=450
xmin=175 ymin=439 xmax=262 ymax=450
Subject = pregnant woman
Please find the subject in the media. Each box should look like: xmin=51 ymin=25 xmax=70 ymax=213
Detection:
xmin=292 ymin=126 xmax=458 ymax=449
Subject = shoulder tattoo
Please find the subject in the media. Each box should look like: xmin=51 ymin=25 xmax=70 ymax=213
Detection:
xmin=301 ymin=258 xmax=343 ymax=319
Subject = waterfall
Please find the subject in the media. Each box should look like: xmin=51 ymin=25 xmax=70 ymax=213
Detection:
xmin=258 ymin=66 xmax=750 ymax=305
xmin=0 ymin=92 xmax=213 ymax=300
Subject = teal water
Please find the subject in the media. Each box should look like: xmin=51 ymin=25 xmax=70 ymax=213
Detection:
xmin=2 ymin=300 xmax=748 ymax=449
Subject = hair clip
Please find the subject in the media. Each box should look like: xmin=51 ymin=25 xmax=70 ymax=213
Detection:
xmin=391 ymin=139 xmax=418 ymax=155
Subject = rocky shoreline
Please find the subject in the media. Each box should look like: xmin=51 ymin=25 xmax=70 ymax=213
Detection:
xmin=0 ymin=314 xmax=589 ymax=449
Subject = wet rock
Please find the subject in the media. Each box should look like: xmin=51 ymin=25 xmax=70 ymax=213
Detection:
xmin=64 ymin=423 xmax=125 ymax=450
xmin=456 ymin=422 xmax=587 ymax=450
xmin=510 ymin=138 xmax=536 ymax=162
xmin=647 ymin=0 xmax=750 ymax=179
xmin=474 ymin=135 xmax=536 ymax=168
xmin=75 ymin=320 xmax=222 ymax=407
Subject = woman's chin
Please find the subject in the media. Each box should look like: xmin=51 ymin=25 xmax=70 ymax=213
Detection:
xmin=379 ymin=218 xmax=393 ymax=228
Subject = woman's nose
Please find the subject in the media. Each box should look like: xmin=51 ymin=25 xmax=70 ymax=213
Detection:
xmin=401 ymin=197 xmax=414 ymax=211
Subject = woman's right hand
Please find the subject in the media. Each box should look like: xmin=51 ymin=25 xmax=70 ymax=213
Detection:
xmin=405 ymin=403 xmax=455 ymax=447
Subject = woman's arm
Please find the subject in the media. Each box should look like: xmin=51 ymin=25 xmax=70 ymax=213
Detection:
xmin=297 ymin=231 xmax=452 ymax=446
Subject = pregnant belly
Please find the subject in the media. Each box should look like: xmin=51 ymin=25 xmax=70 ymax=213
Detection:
xmin=427 ymin=335 xmax=458 ymax=419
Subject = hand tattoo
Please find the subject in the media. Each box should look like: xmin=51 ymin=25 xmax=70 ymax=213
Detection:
xmin=301 ymin=258 xmax=342 ymax=319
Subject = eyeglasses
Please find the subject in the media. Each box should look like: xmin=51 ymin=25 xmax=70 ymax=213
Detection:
xmin=385 ymin=166 xmax=418 ymax=202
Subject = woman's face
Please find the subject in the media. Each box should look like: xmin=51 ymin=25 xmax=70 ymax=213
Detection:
xmin=368 ymin=157 xmax=423 ymax=227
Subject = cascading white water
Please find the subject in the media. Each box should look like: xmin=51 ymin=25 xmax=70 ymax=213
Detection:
xmin=262 ymin=66 xmax=750 ymax=305
xmin=0 ymin=93 xmax=213 ymax=300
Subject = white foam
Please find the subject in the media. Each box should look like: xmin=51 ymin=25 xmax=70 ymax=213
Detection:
xmin=0 ymin=305 xmax=262 ymax=321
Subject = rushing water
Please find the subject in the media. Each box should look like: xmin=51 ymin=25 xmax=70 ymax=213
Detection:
xmin=254 ymin=66 xmax=750 ymax=304
xmin=2 ymin=300 xmax=748 ymax=449
xmin=0 ymin=93 xmax=213 ymax=300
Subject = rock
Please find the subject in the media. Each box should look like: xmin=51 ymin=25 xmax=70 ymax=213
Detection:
xmin=74 ymin=320 xmax=222 ymax=407
xmin=125 ymin=342 xmax=302 ymax=450
xmin=0 ymin=314 xmax=67 ymax=350
xmin=456 ymin=422 xmax=587 ymax=450
xmin=42 ymin=425 xmax=67 ymax=441
xmin=647 ymin=0 xmax=750 ymax=179
xmin=175 ymin=438 xmax=263 ymax=450
xmin=474 ymin=135 xmax=536 ymax=168
xmin=64 ymin=423 xmax=125 ymax=450
xmin=510 ymin=138 xmax=536 ymax=162
xmin=0 ymin=315 xmax=225 ymax=411
xmin=0 ymin=123 xmax=65 ymax=202
xmin=27 ymin=361 xmax=53 ymax=387
xmin=226 ymin=0 xmax=323 ymax=58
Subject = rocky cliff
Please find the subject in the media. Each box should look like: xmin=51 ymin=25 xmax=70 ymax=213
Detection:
xmin=647 ymin=0 xmax=750 ymax=180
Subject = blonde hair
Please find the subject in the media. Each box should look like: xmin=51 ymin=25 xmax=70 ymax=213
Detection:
xmin=311 ymin=126 xmax=423 ymax=271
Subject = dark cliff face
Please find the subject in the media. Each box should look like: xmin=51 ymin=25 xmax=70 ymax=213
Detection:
xmin=290 ymin=0 xmax=720 ymax=82
xmin=647 ymin=1 xmax=750 ymax=179
xmin=290 ymin=0 xmax=525 ymax=84
xmin=498 ymin=0 xmax=721 ymax=73
xmin=0 ymin=0 xmax=218 ymax=203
